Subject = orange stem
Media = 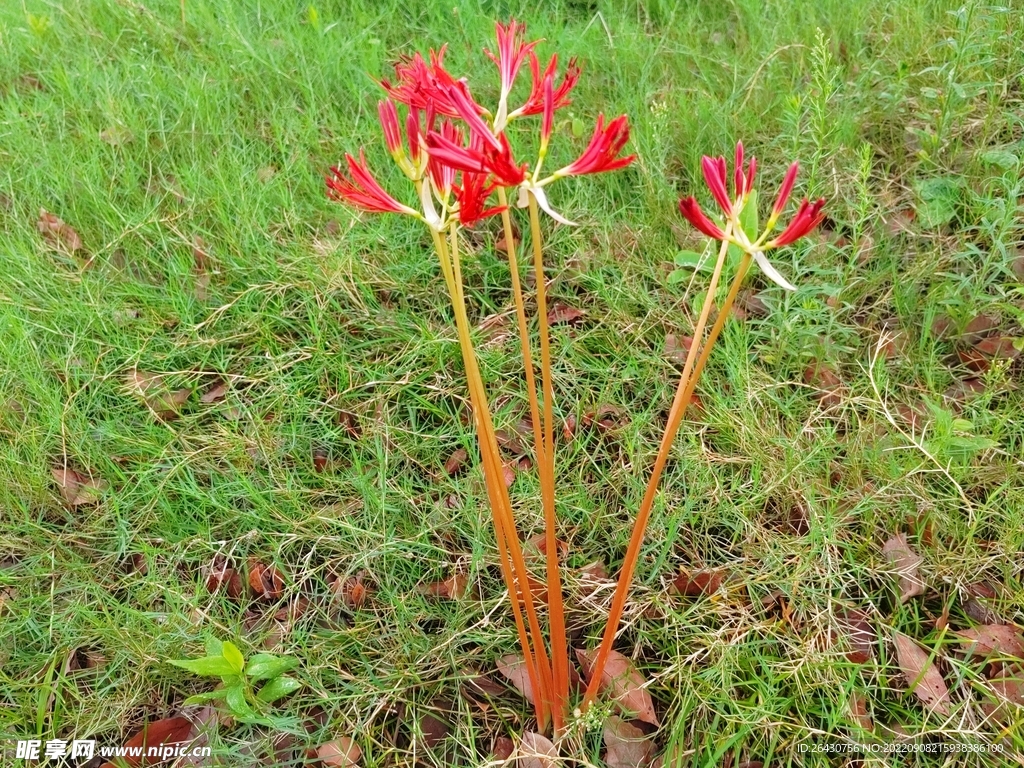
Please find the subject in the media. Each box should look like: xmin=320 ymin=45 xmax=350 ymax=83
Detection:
xmin=583 ymin=235 xmax=749 ymax=710
xmin=526 ymin=192 xmax=569 ymax=733
xmin=437 ymin=225 xmax=555 ymax=728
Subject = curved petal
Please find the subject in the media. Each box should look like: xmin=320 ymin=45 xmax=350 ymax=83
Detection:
xmin=528 ymin=185 xmax=577 ymax=227
xmin=753 ymin=250 xmax=796 ymax=291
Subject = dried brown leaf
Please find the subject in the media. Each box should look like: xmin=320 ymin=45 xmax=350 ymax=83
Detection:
xmin=444 ymin=448 xmax=468 ymax=476
xmin=317 ymin=737 xmax=361 ymax=767
xmin=37 ymin=209 xmax=83 ymax=253
xmin=892 ymin=631 xmax=951 ymax=716
xmin=849 ymin=691 xmax=873 ymax=731
xmin=518 ymin=732 xmax=557 ymax=768
xmin=547 ymin=303 xmax=585 ymax=326
xmin=954 ymin=625 xmax=1024 ymax=660
xmin=496 ymin=654 xmax=536 ymax=707
xmin=200 ymin=381 xmax=229 ymax=404
xmin=837 ymin=607 xmax=876 ymax=664
xmin=99 ymin=717 xmax=194 ymax=768
xmin=576 ymin=648 xmax=659 ymax=725
xmin=664 ymin=334 xmax=693 ymax=365
xmin=247 ymin=559 xmax=286 ymax=600
xmin=51 ymin=467 xmax=107 ymax=506
xmin=671 ymin=569 xmax=724 ymax=597
xmin=975 ymin=336 xmax=1021 ymax=360
xmin=603 ymin=716 xmax=655 ymax=768
xmin=881 ymin=534 xmax=925 ymax=602
xmin=420 ymin=572 xmax=468 ymax=600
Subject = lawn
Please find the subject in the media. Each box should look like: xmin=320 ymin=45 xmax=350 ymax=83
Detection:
xmin=1 ymin=0 xmax=1023 ymax=766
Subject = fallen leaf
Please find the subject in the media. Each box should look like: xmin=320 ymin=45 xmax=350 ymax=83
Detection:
xmin=51 ymin=467 xmax=107 ymax=506
xmin=248 ymin=560 xmax=286 ymax=600
xmin=518 ymin=732 xmax=557 ymax=768
xmin=99 ymin=716 xmax=194 ymax=768
xmin=317 ymin=737 xmax=361 ymax=767
xmin=502 ymin=461 xmax=517 ymax=488
xmin=206 ymin=558 xmax=244 ymax=599
xmin=576 ymin=648 xmax=659 ymax=725
xmin=962 ymin=313 xmax=999 ymax=342
xmin=975 ymin=336 xmax=1021 ymax=360
xmin=562 ymin=415 xmax=577 ymax=441
xmin=418 ymin=710 xmax=450 ymax=750
xmin=954 ymin=625 xmax=1024 ymax=660
xmin=547 ymin=303 xmax=585 ymax=325
xmin=735 ymin=289 xmax=770 ymax=318
xmin=420 ymin=572 xmax=469 ymax=600
xmin=313 ymin=448 xmax=330 ymax=473
xmin=881 ymin=534 xmax=925 ymax=602
xmin=981 ymin=667 xmax=1024 ymax=723
xmin=849 ymin=691 xmax=873 ymax=731
xmin=37 ymin=209 xmax=83 ymax=254
xmin=495 ymin=429 xmax=529 ymax=457
xmin=671 ymin=569 xmax=724 ymax=597
xmin=603 ymin=716 xmax=655 ymax=768
xmin=957 ymin=347 xmax=989 ymax=373
xmin=125 ymin=370 xmax=191 ymax=419
xmin=664 ymin=334 xmax=693 ymax=365
xmin=332 ymin=571 xmax=368 ymax=610
xmin=803 ymin=361 xmax=844 ymax=407
xmin=444 ymin=448 xmax=468 ymax=476
xmin=583 ymin=404 xmax=628 ymax=434
xmin=892 ymin=631 xmax=951 ymax=716
xmin=493 ymin=736 xmax=515 ymax=761
xmin=200 ymin=381 xmax=229 ymax=404
xmin=496 ymin=654 xmax=536 ymax=707
xmin=943 ymin=378 xmax=986 ymax=403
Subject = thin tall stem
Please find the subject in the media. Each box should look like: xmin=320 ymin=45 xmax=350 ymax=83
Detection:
xmin=437 ymin=224 xmax=555 ymax=728
xmin=583 ymin=232 xmax=746 ymax=709
xmin=527 ymin=191 xmax=569 ymax=732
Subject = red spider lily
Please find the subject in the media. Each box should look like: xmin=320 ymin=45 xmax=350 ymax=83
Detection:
xmin=378 ymin=99 xmax=402 ymax=158
xmin=767 ymin=197 xmax=826 ymax=247
xmin=326 ymin=151 xmax=419 ymax=216
xmin=381 ymin=46 xmax=473 ymax=118
xmin=540 ymin=72 xmax=554 ymax=152
xmin=426 ymin=127 xmax=527 ymax=187
xmin=770 ymin=161 xmax=799 ymax=221
xmin=733 ymin=142 xmax=757 ymax=200
xmin=701 ymin=156 xmax=732 ymax=215
xmin=485 ymin=21 xmax=536 ymax=108
xmin=453 ymin=171 xmax=505 ymax=226
xmin=518 ymin=53 xmax=580 ymax=117
xmin=555 ymin=114 xmax=635 ymax=177
xmin=678 ymin=197 xmax=725 ymax=240
xmin=428 ymin=120 xmax=462 ymax=196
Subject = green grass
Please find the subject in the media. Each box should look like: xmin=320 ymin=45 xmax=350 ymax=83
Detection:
xmin=2 ymin=0 xmax=1023 ymax=765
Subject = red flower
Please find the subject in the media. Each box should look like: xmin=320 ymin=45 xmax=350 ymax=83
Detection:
xmin=767 ymin=198 xmax=826 ymax=247
xmin=426 ymin=129 xmax=526 ymax=187
xmin=326 ymin=151 xmax=418 ymax=216
xmin=485 ymin=20 xmax=536 ymax=102
xmin=733 ymin=142 xmax=757 ymax=200
xmin=678 ymin=197 xmax=725 ymax=240
xmin=518 ymin=53 xmax=580 ymax=117
xmin=770 ymin=162 xmax=799 ymax=220
xmin=453 ymin=170 xmax=505 ymax=226
xmin=381 ymin=46 xmax=473 ymax=118
xmin=428 ymin=120 xmax=462 ymax=195
xmin=556 ymin=114 xmax=635 ymax=177
xmin=540 ymin=72 xmax=555 ymax=151
xmin=378 ymin=99 xmax=402 ymax=157
xmin=701 ymin=155 xmax=732 ymax=215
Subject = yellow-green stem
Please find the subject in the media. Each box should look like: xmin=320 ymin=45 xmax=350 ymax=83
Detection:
xmin=432 ymin=226 xmax=553 ymax=729
xmin=582 ymin=231 xmax=745 ymax=709
xmin=527 ymin=191 xmax=569 ymax=732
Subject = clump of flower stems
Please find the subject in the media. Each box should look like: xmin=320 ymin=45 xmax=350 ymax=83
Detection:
xmin=326 ymin=21 xmax=823 ymax=738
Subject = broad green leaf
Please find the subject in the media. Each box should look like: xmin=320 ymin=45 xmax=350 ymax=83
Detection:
xmin=221 ymin=641 xmax=245 ymax=675
xmin=205 ymin=637 xmax=223 ymax=658
xmin=224 ymin=684 xmax=258 ymax=719
xmin=914 ymin=178 xmax=960 ymax=229
xmin=667 ymin=269 xmax=689 ymax=285
xmin=571 ymin=117 xmax=584 ymax=138
xmin=257 ymin=676 xmax=302 ymax=704
xmin=183 ymin=689 xmax=228 ymax=705
xmin=739 ymin=189 xmax=759 ymax=240
xmin=246 ymin=655 xmax=298 ymax=681
xmin=169 ymin=655 xmax=238 ymax=677
xmin=981 ymin=150 xmax=1018 ymax=170
xmin=673 ymin=250 xmax=708 ymax=270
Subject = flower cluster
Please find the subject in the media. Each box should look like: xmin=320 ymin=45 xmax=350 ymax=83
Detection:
xmin=327 ymin=22 xmax=635 ymax=232
xmin=678 ymin=141 xmax=826 ymax=290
